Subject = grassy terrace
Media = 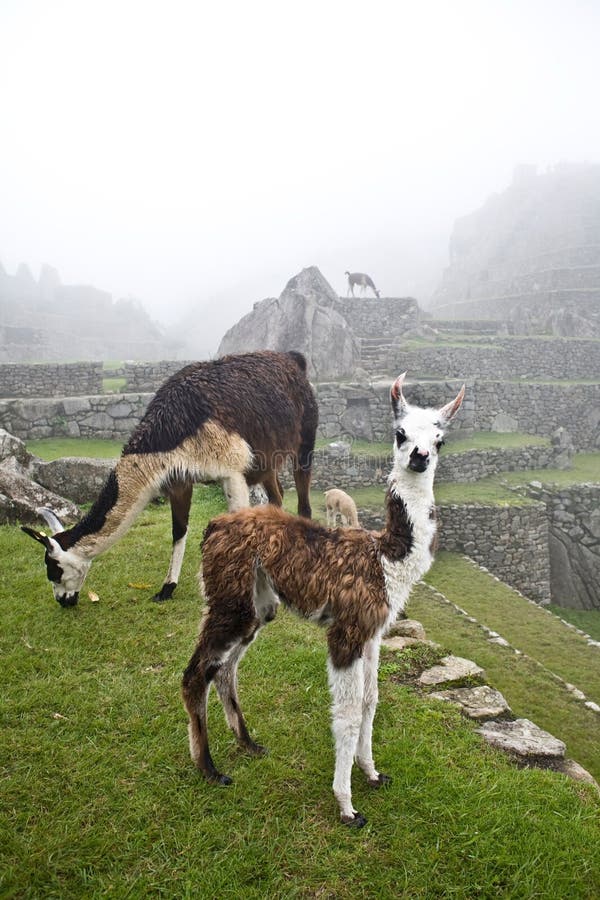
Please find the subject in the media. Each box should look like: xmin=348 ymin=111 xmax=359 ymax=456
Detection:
xmin=316 ymin=431 xmax=551 ymax=458
xmin=28 ymin=438 xmax=123 ymax=460
xmin=2 ymin=490 xmax=600 ymax=897
xmin=417 ymin=554 xmax=600 ymax=778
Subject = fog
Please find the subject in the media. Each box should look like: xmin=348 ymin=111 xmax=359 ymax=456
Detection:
xmin=1 ymin=0 xmax=600 ymax=352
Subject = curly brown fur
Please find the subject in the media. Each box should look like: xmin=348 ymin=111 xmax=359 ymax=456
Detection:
xmin=200 ymin=504 xmax=401 ymax=667
xmin=182 ymin=374 xmax=465 ymax=827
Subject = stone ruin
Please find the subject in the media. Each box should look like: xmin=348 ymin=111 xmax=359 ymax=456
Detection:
xmin=430 ymin=163 xmax=600 ymax=337
xmin=217 ymin=265 xmax=420 ymax=379
xmin=0 ymin=260 xmax=172 ymax=362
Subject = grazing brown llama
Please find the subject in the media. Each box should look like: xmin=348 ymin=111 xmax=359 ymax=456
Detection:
xmin=182 ymin=374 xmax=465 ymax=827
xmin=325 ymin=488 xmax=360 ymax=528
xmin=22 ymin=351 xmax=318 ymax=606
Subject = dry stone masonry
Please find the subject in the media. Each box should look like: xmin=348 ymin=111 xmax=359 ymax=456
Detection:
xmin=524 ymin=483 xmax=600 ymax=610
xmin=0 ymin=362 xmax=103 ymax=397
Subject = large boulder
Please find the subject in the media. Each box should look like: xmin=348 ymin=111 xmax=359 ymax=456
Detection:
xmin=32 ymin=456 xmax=116 ymax=504
xmin=0 ymin=456 xmax=79 ymax=525
xmin=218 ymin=267 xmax=359 ymax=379
xmin=0 ymin=428 xmax=32 ymax=467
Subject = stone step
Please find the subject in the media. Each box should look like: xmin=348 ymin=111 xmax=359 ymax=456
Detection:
xmin=476 ymin=719 xmax=566 ymax=760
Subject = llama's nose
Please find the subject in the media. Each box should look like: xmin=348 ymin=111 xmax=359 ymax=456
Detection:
xmin=408 ymin=446 xmax=430 ymax=472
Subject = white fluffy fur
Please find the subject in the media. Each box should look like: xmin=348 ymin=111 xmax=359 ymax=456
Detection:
xmin=324 ymin=377 xmax=464 ymax=824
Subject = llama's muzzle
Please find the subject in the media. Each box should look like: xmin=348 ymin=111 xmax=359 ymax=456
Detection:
xmin=408 ymin=447 xmax=430 ymax=472
xmin=56 ymin=592 xmax=79 ymax=608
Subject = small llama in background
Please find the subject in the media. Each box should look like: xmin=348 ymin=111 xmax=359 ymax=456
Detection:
xmin=324 ymin=488 xmax=360 ymax=528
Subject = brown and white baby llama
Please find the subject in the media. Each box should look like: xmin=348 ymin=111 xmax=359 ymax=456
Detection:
xmin=182 ymin=373 xmax=465 ymax=827
xmin=21 ymin=351 xmax=318 ymax=606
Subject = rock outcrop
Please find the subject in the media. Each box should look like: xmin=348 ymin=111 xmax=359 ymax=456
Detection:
xmin=431 ymin=163 xmax=600 ymax=337
xmin=0 ymin=259 xmax=170 ymax=362
xmin=218 ymin=267 xmax=360 ymax=379
xmin=0 ymin=428 xmax=80 ymax=525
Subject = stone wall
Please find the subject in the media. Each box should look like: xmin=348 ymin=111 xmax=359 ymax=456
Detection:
xmin=389 ymin=337 xmax=600 ymax=380
xmin=316 ymin=379 xmax=475 ymax=441
xmin=524 ymin=483 xmax=600 ymax=610
xmin=2 ymin=378 xmax=598 ymax=452
xmin=0 ymin=393 xmax=151 ymax=441
xmin=0 ymin=362 xmax=103 ymax=398
xmin=332 ymin=296 xmax=419 ymax=337
xmin=361 ymin=502 xmax=551 ymax=604
xmin=123 ymin=360 xmax=192 ymax=392
xmin=280 ymin=442 xmax=563 ymax=492
xmin=474 ymin=381 xmax=600 ymax=449
xmin=316 ymin=379 xmax=599 ymax=451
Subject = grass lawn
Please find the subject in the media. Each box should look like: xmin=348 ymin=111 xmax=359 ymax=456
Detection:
xmin=102 ymin=376 xmax=127 ymax=394
xmin=409 ymin=578 xmax=600 ymax=784
xmin=2 ymin=491 xmax=599 ymax=897
xmin=286 ymin=480 xmax=530 ymax=512
xmin=27 ymin=437 xmax=123 ymax=460
xmin=501 ymin=452 xmax=600 ymax=487
xmin=415 ymin=553 xmax=600 ymax=779
xmin=548 ymin=605 xmax=600 ymax=642
xmin=314 ymin=432 xmax=550 ymax=458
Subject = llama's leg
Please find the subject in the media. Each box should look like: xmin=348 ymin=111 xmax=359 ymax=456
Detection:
xmin=341 ymin=513 xmax=349 ymax=527
xmin=153 ymin=481 xmax=193 ymax=602
xmin=182 ymin=643 xmax=234 ymax=785
xmin=262 ymin=469 xmax=283 ymax=506
xmin=328 ymin=654 xmax=366 ymax=827
xmin=276 ymin=473 xmax=285 ymax=505
xmin=293 ymin=465 xmax=312 ymax=519
xmin=326 ymin=506 xmax=332 ymax=527
xmin=223 ymin=473 xmax=250 ymax=511
xmin=356 ymin=637 xmax=391 ymax=787
xmin=214 ymin=566 xmax=277 ymax=755
xmin=213 ymin=637 xmax=267 ymax=755
xmin=182 ymin=602 xmax=257 ymax=785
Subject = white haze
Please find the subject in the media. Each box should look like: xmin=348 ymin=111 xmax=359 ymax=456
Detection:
xmin=1 ymin=0 xmax=600 ymax=354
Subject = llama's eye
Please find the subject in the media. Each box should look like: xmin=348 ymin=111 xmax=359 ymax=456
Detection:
xmin=395 ymin=428 xmax=407 ymax=447
xmin=435 ymin=438 xmax=445 ymax=451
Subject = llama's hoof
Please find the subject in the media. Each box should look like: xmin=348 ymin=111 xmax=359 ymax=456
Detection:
xmin=209 ymin=772 xmax=233 ymax=786
xmin=342 ymin=812 xmax=367 ymax=828
xmin=246 ymin=741 xmax=268 ymax=756
xmin=368 ymin=773 xmax=392 ymax=788
xmin=152 ymin=582 xmax=177 ymax=602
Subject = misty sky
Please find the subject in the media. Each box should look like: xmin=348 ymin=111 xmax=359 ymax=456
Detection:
xmin=2 ymin=0 xmax=600 ymax=348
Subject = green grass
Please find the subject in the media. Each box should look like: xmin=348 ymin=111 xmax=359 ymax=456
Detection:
xmin=315 ymin=433 xmax=551 ymax=458
xmin=102 ymin=360 xmax=124 ymax=371
xmin=2 ymin=494 xmax=599 ymax=897
xmin=102 ymin=376 xmax=127 ymax=394
xmin=315 ymin=437 xmax=392 ymax=457
xmin=444 ymin=432 xmax=550 ymax=453
xmin=548 ymin=606 xmax=600 ymax=642
xmin=27 ymin=437 xmax=123 ymax=460
xmin=501 ymin=452 xmax=600 ymax=488
xmin=414 ymin=553 xmax=600 ymax=781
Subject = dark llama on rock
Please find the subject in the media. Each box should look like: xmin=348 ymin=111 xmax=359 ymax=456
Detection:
xmin=182 ymin=373 xmax=464 ymax=827
xmin=21 ymin=351 xmax=318 ymax=606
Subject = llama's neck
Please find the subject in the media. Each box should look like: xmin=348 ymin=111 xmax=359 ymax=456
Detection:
xmin=378 ymin=466 xmax=437 ymax=626
xmin=58 ymin=457 xmax=159 ymax=560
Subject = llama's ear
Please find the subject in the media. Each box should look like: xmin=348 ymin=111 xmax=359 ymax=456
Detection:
xmin=390 ymin=372 xmax=409 ymax=420
xmin=21 ymin=525 xmax=53 ymax=550
xmin=36 ymin=507 xmax=64 ymax=533
xmin=438 ymin=384 xmax=466 ymax=424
